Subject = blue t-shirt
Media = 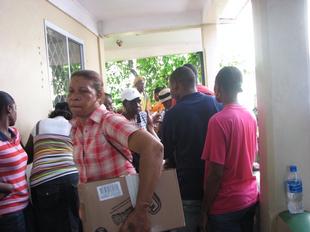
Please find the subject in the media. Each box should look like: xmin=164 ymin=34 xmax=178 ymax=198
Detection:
xmin=162 ymin=92 xmax=222 ymax=200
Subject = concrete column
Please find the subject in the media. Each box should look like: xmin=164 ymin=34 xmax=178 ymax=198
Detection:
xmin=201 ymin=24 xmax=220 ymax=91
xmin=252 ymin=0 xmax=310 ymax=231
xmin=97 ymin=36 xmax=107 ymax=84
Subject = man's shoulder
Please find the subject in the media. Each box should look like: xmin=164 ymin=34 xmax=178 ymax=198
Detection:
xmin=213 ymin=106 xmax=255 ymax=123
xmin=169 ymin=94 xmax=217 ymax=111
xmin=164 ymin=105 xmax=178 ymax=118
xmin=197 ymin=94 xmax=221 ymax=109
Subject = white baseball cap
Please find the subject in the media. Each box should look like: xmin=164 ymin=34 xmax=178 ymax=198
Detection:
xmin=121 ymin=88 xmax=141 ymax=101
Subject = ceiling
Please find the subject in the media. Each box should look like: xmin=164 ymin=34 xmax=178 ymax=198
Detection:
xmin=49 ymin=0 xmax=249 ymax=36
xmin=104 ymin=28 xmax=203 ymax=61
xmin=48 ymin=0 xmax=249 ymax=61
xmin=77 ymin=0 xmax=205 ymax=21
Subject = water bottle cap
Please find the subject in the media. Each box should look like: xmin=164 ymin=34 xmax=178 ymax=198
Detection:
xmin=289 ymin=165 xmax=297 ymax=172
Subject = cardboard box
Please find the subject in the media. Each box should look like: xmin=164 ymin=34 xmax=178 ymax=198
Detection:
xmin=79 ymin=169 xmax=185 ymax=232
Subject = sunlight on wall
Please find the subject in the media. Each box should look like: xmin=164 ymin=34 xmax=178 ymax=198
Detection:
xmin=308 ymin=0 xmax=310 ymax=56
xmin=218 ymin=2 xmax=256 ymax=111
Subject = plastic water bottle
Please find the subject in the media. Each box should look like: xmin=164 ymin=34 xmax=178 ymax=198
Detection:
xmin=286 ymin=165 xmax=304 ymax=214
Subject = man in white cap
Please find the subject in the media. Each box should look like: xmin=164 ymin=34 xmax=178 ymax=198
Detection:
xmin=121 ymin=88 xmax=159 ymax=172
xmin=121 ymin=88 xmax=146 ymax=129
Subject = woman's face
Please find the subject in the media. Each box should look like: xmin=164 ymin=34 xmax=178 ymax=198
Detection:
xmin=8 ymin=104 xmax=17 ymax=126
xmin=67 ymin=76 xmax=102 ymax=120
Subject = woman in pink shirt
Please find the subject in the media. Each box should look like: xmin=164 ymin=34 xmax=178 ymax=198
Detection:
xmin=0 ymin=91 xmax=29 ymax=232
xmin=200 ymin=67 xmax=258 ymax=232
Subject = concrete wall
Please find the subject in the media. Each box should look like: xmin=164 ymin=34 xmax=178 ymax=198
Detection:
xmin=0 ymin=0 xmax=103 ymax=141
xmin=252 ymin=0 xmax=310 ymax=231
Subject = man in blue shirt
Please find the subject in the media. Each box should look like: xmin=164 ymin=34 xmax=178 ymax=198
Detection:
xmin=162 ymin=66 xmax=221 ymax=232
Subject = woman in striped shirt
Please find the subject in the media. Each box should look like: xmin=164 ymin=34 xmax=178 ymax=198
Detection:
xmin=25 ymin=102 xmax=80 ymax=232
xmin=0 ymin=91 xmax=29 ymax=232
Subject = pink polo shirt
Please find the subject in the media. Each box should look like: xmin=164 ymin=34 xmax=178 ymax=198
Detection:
xmin=201 ymin=104 xmax=258 ymax=215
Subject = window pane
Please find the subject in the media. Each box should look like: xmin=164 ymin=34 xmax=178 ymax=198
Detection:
xmin=47 ymin=27 xmax=69 ymax=105
xmin=69 ymin=39 xmax=83 ymax=73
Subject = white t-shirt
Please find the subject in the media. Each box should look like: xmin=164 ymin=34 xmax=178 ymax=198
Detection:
xmin=31 ymin=116 xmax=71 ymax=136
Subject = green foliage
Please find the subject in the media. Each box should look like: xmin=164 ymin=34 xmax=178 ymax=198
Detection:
xmin=51 ymin=65 xmax=70 ymax=97
xmin=105 ymin=60 xmax=133 ymax=107
xmin=105 ymin=52 xmax=202 ymax=109
xmin=51 ymin=63 xmax=82 ymax=106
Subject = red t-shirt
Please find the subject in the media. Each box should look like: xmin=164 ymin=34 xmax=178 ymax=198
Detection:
xmin=201 ymin=104 xmax=258 ymax=215
xmin=0 ymin=127 xmax=29 ymax=215
xmin=197 ymin=84 xmax=214 ymax=96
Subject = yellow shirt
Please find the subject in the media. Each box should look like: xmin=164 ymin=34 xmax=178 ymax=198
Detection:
xmin=141 ymin=93 xmax=152 ymax=111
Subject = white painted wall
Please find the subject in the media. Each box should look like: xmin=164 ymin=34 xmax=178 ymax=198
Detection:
xmin=201 ymin=24 xmax=220 ymax=90
xmin=0 ymin=0 xmax=103 ymax=141
xmin=252 ymin=0 xmax=310 ymax=231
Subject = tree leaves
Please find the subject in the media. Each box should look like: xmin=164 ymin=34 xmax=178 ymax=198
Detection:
xmin=105 ymin=52 xmax=202 ymax=110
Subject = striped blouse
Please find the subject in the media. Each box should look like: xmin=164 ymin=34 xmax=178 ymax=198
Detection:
xmin=0 ymin=127 xmax=29 ymax=215
xmin=30 ymin=117 xmax=78 ymax=187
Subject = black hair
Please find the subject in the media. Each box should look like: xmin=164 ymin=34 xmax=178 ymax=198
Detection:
xmin=170 ymin=66 xmax=196 ymax=88
xmin=49 ymin=102 xmax=72 ymax=120
xmin=0 ymin=91 xmax=15 ymax=117
xmin=183 ymin=63 xmax=198 ymax=78
xmin=215 ymin=66 xmax=243 ymax=95
xmin=154 ymin=87 xmax=164 ymax=94
xmin=71 ymin=70 xmax=103 ymax=94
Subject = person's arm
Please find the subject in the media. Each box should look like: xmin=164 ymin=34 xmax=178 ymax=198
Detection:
xmin=145 ymin=111 xmax=160 ymax=140
xmin=202 ymin=163 xmax=225 ymax=212
xmin=24 ymin=134 xmax=34 ymax=164
xmin=161 ymin=111 xmax=175 ymax=169
xmin=0 ymin=183 xmax=14 ymax=200
xmin=199 ymin=117 xmax=226 ymax=232
xmin=200 ymin=162 xmax=224 ymax=231
xmin=0 ymin=183 xmax=14 ymax=194
xmin=119 ymin=129 xmax=163 ymax=232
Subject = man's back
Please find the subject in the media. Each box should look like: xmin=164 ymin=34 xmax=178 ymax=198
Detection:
xmin=162 ymin=92 xmax=221 ymax=200
xmin=202 ymin=104 xmax=258 ymax=214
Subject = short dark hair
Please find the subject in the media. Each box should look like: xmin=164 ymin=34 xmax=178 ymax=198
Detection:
xmin=0 ymin=91 xmax=15 ymax=117
xmin=154 ymin=87 xmax=163 ymax=94
xmin=49 ymin=102 xmax=72 ymax=120
xmin=71 ymin=70 xmax=103 ymax=94
xmin=215 ymin=66 xmax=243 ymax=94
xmin=183 ymin=63 xmax=198 ymax=78
xmin=170 ymin=66 xmax=196 ymax=88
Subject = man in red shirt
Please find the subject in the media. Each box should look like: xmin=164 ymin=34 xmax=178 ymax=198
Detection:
xmin=183 ymin=64 xmax=214 ymax=96
xmin=200 ymin=66 xmax=258 ymax=232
